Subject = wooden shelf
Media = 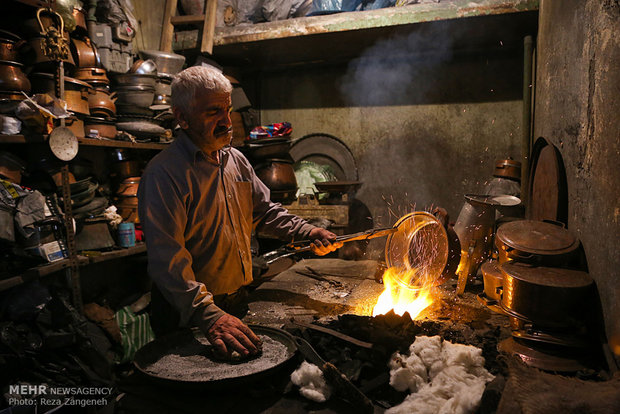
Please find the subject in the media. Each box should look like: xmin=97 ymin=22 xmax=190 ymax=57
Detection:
xmin=0 ymin=135 xmax=170 ymax=150
xmin=84 ymin=243 xmax=147 ymax=264
xmin=77 ymin=137 xmax=170 ymax=150
xmin=0 ymin=243 xmax=147 ymax=293
xmin=172 ymin=0 xmax=539 ymax=69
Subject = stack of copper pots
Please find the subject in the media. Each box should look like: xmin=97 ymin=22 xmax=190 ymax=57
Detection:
xmin=0 ymin=30 xmax=30 ymax=111
xmin=69 ymin=11 xmax=116 ymax=140
xmin=109 ymin=149 xmax=141 ymax=223
xmin=491 ymin=220 xmax=596 ymax=372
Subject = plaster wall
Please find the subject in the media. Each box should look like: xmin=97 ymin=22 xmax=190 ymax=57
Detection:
xmin=534 ymin=0 xmax=620 ymax=350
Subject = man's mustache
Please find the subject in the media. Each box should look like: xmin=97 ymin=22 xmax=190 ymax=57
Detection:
xmin=214 ymin=125 xmax=232 ymax=135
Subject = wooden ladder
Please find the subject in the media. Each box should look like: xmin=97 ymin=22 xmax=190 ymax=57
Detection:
xmin=160 ymin=0 xmax=218 ymax=54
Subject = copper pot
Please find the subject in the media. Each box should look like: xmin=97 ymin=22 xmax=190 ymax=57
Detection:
xmin=110 ymin=159 xmax=141 ymax=180
xmin=493 ymin=158 xmax=521 ymax=181
xmin=499 ymin=262 xmax=594 ymax=329
xmin=30 ymin=73 xmax=92 ymax=116
xmin=116 ymin=176 xmax=141 ymax=197
xmin=23 ymin=9 xmax=75 ymax=71
xmin=25 ymin=37 xmax=75 ymax=72
xmin=0 ymin=38 xmax=26 ymax=62
xmin=0 ymin=60 xmax=30 ymax=93
xmin=88 ymin=87 xmax=116 ymax=118
xmin=495 ymin=220 xmax=581 ymax=267
xmin=255 ymin=160 xmax=297 ymax=191
xmin=74 ymin=67 xmax=109 ymax=86
xmin=84 ymin=117 xmax=117 ymax=139
xmin=481 ymin=261 xmax=503 ymax=301
xmin=71 ymin=37 xmax=100 ymax=68
xmin=116 ymin=196 xmax=139 ymax=223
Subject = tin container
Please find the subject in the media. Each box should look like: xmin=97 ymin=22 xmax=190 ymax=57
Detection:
xmin=118 ymin=222 xmax=136 ymax=247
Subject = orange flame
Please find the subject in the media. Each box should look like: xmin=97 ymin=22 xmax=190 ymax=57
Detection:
xmin=372 ymin=267 xmax=433 ymax=318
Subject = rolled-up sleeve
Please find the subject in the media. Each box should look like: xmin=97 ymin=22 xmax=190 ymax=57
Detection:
xmin=138 ymin=171 xmax=225 ymax=331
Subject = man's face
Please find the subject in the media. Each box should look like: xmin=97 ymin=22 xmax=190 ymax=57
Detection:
xmin=176 ymin=89 xmax=233 ymax=154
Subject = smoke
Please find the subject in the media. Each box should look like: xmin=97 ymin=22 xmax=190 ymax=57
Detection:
xmin=339 ymin=25 xmax=456 ymax=106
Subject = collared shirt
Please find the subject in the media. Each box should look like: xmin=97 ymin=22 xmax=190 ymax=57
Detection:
xmin=138 ymin=130 xmax=314 ymax=331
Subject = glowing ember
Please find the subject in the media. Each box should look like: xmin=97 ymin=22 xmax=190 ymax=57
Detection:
xmin=372 ymin=267 xmax=433 ymax=318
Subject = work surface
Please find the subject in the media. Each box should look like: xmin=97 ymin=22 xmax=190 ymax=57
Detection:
xmin=244 ymin=258 xmax=507 ymax=329
xmin=244 ymin=258 xmax=384 ymax=325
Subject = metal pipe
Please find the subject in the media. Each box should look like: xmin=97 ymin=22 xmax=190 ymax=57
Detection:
xmin=521 ymin=35 xmax=534 ymax=209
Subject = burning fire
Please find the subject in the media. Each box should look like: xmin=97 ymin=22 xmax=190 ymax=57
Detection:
xmin=372 ymin=267 xmax=433 ymax=319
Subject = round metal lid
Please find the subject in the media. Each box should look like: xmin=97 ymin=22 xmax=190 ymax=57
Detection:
xmin=496 ymin=219 xmax=579 ymax=255
xmin=500 ymin=262 xmax=592 ymax=288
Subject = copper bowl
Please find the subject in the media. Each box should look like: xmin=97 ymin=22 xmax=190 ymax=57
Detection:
xmin=255 ymin=160 xmax=297 ymax=191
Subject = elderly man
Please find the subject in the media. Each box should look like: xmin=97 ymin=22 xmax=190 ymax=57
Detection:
xmin=137 ymin=66 xmax=341 ymax=358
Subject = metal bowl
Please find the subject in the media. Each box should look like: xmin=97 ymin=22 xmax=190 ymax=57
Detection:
xmin=138 ymin=50 xmax=185 ymax=77
xmin=130 ymin=59 xmax=157 ymax=75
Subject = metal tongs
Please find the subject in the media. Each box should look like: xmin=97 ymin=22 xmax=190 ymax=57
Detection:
xmin=261 ymin=226 xmax=397 ymax=264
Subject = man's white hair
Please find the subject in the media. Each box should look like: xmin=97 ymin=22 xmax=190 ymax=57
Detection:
xmin=171 ymin=66 xmax=232 ymax=117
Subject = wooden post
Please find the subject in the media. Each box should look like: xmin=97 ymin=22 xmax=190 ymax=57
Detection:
xmin=201 ymin=0 xmax=217 ymax=54
xmin=160 ymin=0 xmax=178 ymax=52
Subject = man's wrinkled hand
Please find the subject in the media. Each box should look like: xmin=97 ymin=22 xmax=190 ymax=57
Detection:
xmin=205 ymin=313 xmax=262 ymax=359
xmin=307 ymin=227 xmax=343 ymax=256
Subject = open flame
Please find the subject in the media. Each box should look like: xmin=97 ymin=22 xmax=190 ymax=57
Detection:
xmin=372 ymin=267 xmax=433 ymax=318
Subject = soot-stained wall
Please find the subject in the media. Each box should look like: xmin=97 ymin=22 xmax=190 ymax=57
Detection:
xmin=534 ymin=0 xmax=620 ymax=354
xmin=258 ymin=25 xmax=526 ymax=235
